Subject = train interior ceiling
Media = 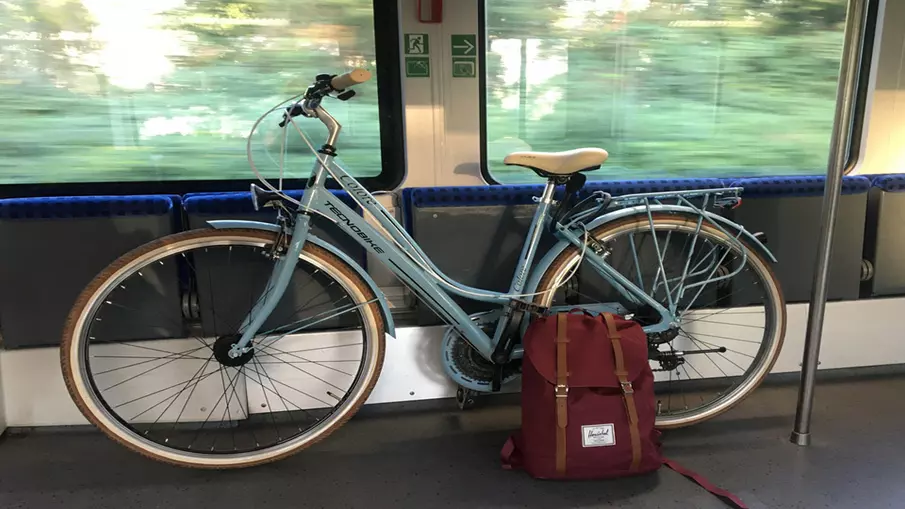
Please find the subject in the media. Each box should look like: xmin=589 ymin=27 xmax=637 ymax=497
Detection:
xmin=2 ymin=0 xmax=905 ymax=507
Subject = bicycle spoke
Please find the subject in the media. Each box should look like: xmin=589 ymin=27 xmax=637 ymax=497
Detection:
xmin=224 ymin=265 xmax=322 ymax=338
xmin=542 ymin=219 xmax=781 ymax=427
xmin=628 ymin=232 xmax=645 ymax=290
xmin=256 ymin=283 xmax=340 ymax=336
xmin=682 ymin=337 xmax=731 ymax=380
xmin=74 ymin=233 xmax=381 ymax=463
xmin=132 ymin=352 xmax=216 ymax=423
xmin=681 ymin=330 xmax=762 ymax=344
xmin=666 ymin=368 xmax=673 ymax=413
xmin=258 ymin=344 xmax=357 ymax=377
xmin=204 ymin=251 xmax=224 ymax=336
xmin=682 ymin=331 xmax=748 ymax=374
xmin=92 ymin=354 xmax=210 ymax=360
xmin=255 ymin=359 xmax=360 ymax=364
xmin=243 ymin=360 xmax=334 ymax=407
xmin=249 ymin=356 xmax=310 ymax=417
xmin=213 ymin=366 xmax=242 ymax=452
xmin=93 ymin=345 xmax=209 ymax=376
xmin=115 ymin=363 xmax=219 ymax=411
xmin=168 ymin=353 xmax=217 ymax=431
xmin=677 ymin=359 xmax=708 ymax=407
xmin=671 ymin=223 xmax=698 ymax=303
xmin=679 ymin=370 xmax=689 ymax=410
xmin=102 ymin=301 xmax=211 ymax=351
xmin=102 ymin=348 xmax=211 ymax=392
xmin=686 ymin=318 xmax=764 ymax=329
xmin=256 ymin=294 xmax=355 ymax=343
xmin=270 ymin=342 xmax=364 ymax=355
xmin=650 ymin=230 xmax=673 ymax=299
xmin=255 ymin=298 xmax=375 ymax=350
xmin=188 ymin=366 xmax=241 ymax=451
xmin=255 ymin=347 xmax=352 ymax=390
xmin=681 ymin=284 xmax=760 ymax=317
xmin=680 ymin=243 xmax=735 ymax=316
xmin=248 ymin=356 xmax=286 ymax=440
xmin=644 ymin=210 xmax=674 ymax=309
xmin=691 ymin=337 xmax=757 ymax=359
xmin=94 ymin=340 xmax=203 ymax=357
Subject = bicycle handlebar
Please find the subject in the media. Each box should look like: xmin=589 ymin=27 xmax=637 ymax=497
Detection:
xmin=331 ymin=68 xmax=371 ymax=90
xmin=278 ymin=69 xmax=372 ymax=128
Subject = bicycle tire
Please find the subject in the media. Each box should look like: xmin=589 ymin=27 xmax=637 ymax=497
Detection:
xmin=61 ymin=228 xmax=386 ymax=468
xmin=533 ymin=213 xmax=786 ymax=428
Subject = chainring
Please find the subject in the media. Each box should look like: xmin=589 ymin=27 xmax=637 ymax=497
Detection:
xmin=441 ymin=312 xmax=522 ymax=392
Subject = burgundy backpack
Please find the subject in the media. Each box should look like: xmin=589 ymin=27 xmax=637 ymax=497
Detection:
xmin=502 ymin=310 xmax=660 ymax=478
xmin=502 ymin=310 xmax=748 ymax=508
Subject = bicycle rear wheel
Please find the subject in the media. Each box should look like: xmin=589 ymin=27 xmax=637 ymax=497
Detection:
xmin=61 ymin=228 xmax=385 ymax=468
xmin=534 ymin=213 xmax=785 ymax=428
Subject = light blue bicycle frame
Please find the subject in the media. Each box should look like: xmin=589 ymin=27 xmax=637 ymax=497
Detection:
xmin=226 ymin=106 xmax=768 ymax=363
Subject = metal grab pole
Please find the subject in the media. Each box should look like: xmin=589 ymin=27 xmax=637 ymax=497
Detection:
xmin=791 ymin=0 xmax=869 ymax=447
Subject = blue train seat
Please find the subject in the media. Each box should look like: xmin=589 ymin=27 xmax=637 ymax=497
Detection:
xmin=0 ymin=196 xmax=180 ymax=348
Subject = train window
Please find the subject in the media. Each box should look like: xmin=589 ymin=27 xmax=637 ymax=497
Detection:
xmin=482 ymin=0 xmax=848 ymax=183
xmin=0 ymin=1 xmax=398 ymax=190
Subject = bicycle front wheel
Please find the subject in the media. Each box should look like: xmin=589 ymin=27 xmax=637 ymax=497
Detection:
xmin=534 ymin=213 xmax=786 ymax=428
xmin=62 ymin=228 xmax=385 ymax=468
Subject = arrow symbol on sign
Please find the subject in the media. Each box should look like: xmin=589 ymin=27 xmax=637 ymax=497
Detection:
xmin=453 ymin=39 xmax=475 ymax=55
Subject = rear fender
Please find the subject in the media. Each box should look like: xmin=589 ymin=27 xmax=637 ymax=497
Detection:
xmin=524 ymin=205 xmax=776 ymax=298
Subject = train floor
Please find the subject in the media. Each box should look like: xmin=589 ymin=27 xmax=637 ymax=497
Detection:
xmin=1 ymin=372 xmax=904 ymax=509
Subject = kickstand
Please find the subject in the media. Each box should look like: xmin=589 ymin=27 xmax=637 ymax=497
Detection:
xmin=491 ymin=365 xmax=503 ymax=393
xmin=456 ymin=386 xmax=477 ymax=410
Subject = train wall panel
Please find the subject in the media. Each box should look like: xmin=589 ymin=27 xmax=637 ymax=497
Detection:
xmin=866 ymin=175 xmax=905 ymax=296
xmin=407 ymin=178 xmax=753 ymax=324
xmin=0 ymin=196 xmax=181 ymax=349
xmin=728 ymin=176 xmax=871 ymax=304
xmin=4 ymin=297 xmax=905 ymax=427
xmin=182 ymin=191 xmax=367 ymax=335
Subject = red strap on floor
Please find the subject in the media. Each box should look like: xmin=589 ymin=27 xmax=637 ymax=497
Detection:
xmin=500 ymin=436 xmax=520 ymax=470
xmin=663 ymin=458 xmax=749 ymax=509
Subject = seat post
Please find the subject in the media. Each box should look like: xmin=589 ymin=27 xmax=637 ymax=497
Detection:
xmin=540 ymin=179 xmax=558 ymax=204
xmin=548 ymin=173 xmax=586 ymax=232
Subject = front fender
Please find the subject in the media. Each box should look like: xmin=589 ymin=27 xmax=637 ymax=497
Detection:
xmin=206 ymin=220 xmax=395 ymax=337
xmin=523 ymin=205 xmax=776 ymax=297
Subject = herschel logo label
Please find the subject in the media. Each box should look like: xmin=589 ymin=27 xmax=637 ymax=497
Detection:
xmin=581 ymin=424 xmax=615 ymax=447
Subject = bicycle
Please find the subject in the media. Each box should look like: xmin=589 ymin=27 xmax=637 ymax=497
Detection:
xmin=61 ymin=69 xmax=786 ymax=468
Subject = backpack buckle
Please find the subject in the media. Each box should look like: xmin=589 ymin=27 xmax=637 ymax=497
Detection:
xmin=555 ymin=385 xmax=569 ymax=398
xmin=620 ymin=381 xmax=634 ymax=394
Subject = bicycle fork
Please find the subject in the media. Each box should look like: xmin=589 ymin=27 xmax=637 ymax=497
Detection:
xmin=228 ymin=214 xmax=312 ymax=359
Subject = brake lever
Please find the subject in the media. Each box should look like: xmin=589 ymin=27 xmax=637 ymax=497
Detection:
xmin=277 ymin=72 xmax=356 ymax=127
xmin=278 ymin=103 xmax=305 ymax=128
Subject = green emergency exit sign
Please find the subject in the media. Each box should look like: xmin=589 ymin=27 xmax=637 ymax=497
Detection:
xmin=451 ymin=34 xmax=476 ymax=56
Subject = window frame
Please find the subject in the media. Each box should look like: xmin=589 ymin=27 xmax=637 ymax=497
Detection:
xmin=0 ymin=0 xmax=405 ymax=199
xmin=845 ymin=0 xmax=881 ymax=174
xmin=478 ymin=0 xmax=880 ymax=185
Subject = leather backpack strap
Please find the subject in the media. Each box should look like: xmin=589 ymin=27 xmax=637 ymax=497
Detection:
xmin=663 ymin=459 xmax=750 ymax=508
xmin=500 ymin=436 xmax=520 ymax=470
xmin=555 ymin=313 xmax=570 ymax=475
xmin=602 ymin=313 xmax=642 ymax=472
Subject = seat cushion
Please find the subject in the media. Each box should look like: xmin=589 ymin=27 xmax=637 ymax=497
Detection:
xmin=503 ymin=148 xmax=608 ymax=175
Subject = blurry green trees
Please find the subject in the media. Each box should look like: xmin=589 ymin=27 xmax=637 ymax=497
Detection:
xmin=1 ymin=0 xmax=849 ymax=185
xmin=0 ymin=0 xmax=381 ymax=184
xmin=485 ymin=0 xmax=848 ymax=182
